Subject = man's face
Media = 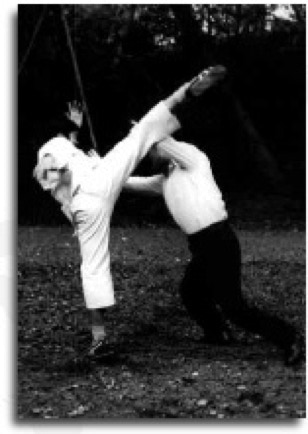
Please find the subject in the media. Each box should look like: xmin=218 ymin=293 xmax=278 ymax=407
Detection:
xmin=42 ymin=168 xmax=61 ymax=191
xmin=33 ymin=154 xmax=67 ymax=192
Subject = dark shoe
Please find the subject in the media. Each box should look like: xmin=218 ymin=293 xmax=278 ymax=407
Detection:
xmin=61 ymin=339 xmax=117 ymax=370
xmin=171 ymin=65 xmax=227 ymax=129
xmin=87 ymin=338 xmax=115 ymax=360
xmin=187 ymin=65 xmax=227 ymax=98
xmin=284 ymin=335 xmax=304 ymax=367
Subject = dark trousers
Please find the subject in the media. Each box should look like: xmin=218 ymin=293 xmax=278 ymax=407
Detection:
xmin=180 ymin=220 xmax=296 ymax=349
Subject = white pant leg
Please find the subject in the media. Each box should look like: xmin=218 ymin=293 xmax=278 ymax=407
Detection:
xmin=72 ymin=192 xmax=115 ymax=309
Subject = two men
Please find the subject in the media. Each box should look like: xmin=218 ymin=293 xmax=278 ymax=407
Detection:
xmin=33 ymin=66 xmax=226 ymax=360
xmin=33 ymin=65 xmax=303 ymax=367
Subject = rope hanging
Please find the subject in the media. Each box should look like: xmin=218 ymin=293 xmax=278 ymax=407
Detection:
xmin=18 ymin=5 xmax=48 ymax=76
xmin=60 ymin=6 xmax=98 ymax=150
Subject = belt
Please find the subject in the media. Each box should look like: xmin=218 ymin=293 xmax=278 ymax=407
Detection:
xmin=187 ymin=219 xmax=230 ymax=253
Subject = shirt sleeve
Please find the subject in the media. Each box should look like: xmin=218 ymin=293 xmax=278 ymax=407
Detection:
xmin=95 ymin=102 xmax=180 ymax=197
xmin=124 ymin=175 xmax=164 ymax=195
xmin=156 ymin=137 xmax=207 ymax=170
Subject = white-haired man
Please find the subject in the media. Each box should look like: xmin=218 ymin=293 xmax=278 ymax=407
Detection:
xmin=33 ymin=66 xmax=227 ymax=361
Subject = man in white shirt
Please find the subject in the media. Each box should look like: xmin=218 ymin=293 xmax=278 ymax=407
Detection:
xmin=124 ymin=138 xmax=303 ymax=366
xmin=33 ymin=65 xmax=227 ymax=361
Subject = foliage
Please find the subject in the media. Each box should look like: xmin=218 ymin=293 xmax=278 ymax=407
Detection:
xmin=18 ymin=4 xmax=306 ymax=224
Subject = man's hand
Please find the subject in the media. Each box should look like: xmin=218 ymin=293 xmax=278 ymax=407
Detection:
xmin=65 ymin=100 xmax=84 ymax=128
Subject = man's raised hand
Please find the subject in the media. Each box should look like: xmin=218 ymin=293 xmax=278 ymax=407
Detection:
xmin=65 ymin=100 xmax=84 ymax=128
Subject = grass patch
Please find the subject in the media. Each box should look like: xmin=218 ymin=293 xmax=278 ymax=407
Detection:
xmin=18 ymin=225 xmax=305 ymax=419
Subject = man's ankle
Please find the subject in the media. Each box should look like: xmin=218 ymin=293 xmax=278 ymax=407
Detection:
xmin=163 ymin=82 xmax=190 ymax=112
xmin=92 ymin=325 xmax=106 ymax=342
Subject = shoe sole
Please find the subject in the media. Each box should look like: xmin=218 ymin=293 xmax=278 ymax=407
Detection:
xmin=189 ymin=66 xmax=227 ymax=97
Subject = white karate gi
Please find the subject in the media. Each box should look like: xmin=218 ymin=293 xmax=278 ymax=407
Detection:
xmin=36 ymin=102 xmax=180 ymax=308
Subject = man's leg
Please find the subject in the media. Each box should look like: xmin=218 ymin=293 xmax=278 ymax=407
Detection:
xmin=87 ymin=307 xmax=116 ymax=359
xmin=213 ymin=224 xmax=303 ymax=366
xmin=163 ymin=65 xmax=227 ymax=120
xmin=179 ymin=257 xmax=232 ymax=344
xmin=221 ymin=289 xmax=303 ymax=366
xmin=73 ymin=196 xmax=117 ymax=359
xmin=90 ymin=308 xmax=107 ymax=340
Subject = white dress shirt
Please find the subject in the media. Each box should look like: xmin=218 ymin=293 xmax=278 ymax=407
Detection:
xmin=125 ymin=137 xmax=228 ymax=235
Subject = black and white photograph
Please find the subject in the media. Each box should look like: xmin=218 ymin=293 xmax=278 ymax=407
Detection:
xmin=17 ymin=3 xmax=305 ymax=420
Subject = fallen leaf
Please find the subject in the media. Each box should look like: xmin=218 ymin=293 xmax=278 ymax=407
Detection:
xmin=197 ymin=399 xmax=208 ymax=407
xmin=67 ymin=405 xmax=88 ymax=417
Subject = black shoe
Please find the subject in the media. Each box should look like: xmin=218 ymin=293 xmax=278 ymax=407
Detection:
xmin=60 ymin=339 xmax=116 ymax=370
xmin=187 ymin=65 xmax=227 ymax=98
xmin=87 ymin=338 xmax=116 ymax=361
xmin=284 ymin=335 xmax=304 ymax=367
xmin=172 ymin=65 xmax=227 ymax=129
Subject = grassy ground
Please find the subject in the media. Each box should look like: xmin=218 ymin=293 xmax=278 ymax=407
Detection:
xmin=17 ymin=224 xmax=305 ymax=419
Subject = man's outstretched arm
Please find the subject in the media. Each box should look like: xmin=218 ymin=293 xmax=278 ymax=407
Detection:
xmin=155 ymin=138 xmax=207 ymax=171
xmin=124 ymin=175 xmax=164 ymax=196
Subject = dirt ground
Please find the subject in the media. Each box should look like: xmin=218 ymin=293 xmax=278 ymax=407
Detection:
xmin=17 ymin=225 xmax=305 ymax=419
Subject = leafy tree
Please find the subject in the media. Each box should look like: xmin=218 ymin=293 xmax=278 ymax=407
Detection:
xmin=18 ymin=4 xmax=306 ymax=224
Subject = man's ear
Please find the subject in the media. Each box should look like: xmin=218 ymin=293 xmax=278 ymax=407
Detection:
xmin=32 ymin=164 xmax=40 ymax=181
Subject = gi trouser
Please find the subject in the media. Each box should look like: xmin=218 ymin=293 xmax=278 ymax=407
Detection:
xmin=180 ymin=220 xmax=296 ymax=349
xmin=71 ymin=102 xmax=180 ymax=309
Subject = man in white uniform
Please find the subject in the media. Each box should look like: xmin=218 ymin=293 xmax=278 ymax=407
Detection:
xmin=33 ymin=66 xmax=227 ymax=360
xmin=124 ymin=138 xmax=303 ymax=366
